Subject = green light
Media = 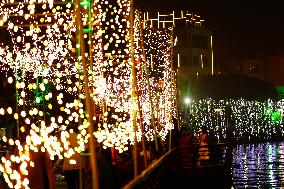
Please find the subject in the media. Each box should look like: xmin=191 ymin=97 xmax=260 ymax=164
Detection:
xmin=80 ymin=152 xmax=91 ymax=156
xmin=271 ymin=111 xmax=280 ymax=123
xmin=80 ymin=1 xmax=90 ymax=8
xmin=264 ymin=108 xmax=272 ymax=116
xmin=80 ymin=1 xmax=91 ymax=33
xmin=83 ymin=28 xmax=91 ymax=33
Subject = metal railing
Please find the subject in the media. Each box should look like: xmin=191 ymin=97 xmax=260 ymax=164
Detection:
xmin=123 ymin=143 xmax=232 ymax=189
xmin=122 ymin=148 xmax=176 ymax=189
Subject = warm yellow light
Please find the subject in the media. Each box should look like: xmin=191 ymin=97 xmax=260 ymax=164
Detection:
xmin=20 ymin=126 xmax=25 ymax=132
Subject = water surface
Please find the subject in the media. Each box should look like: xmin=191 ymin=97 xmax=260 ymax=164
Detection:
xmin=231 ymin=142 xmax=284 ymax=188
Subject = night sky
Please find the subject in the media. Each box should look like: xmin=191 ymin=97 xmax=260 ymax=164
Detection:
xmin=139 ymin=0 xmax=284 ymax=68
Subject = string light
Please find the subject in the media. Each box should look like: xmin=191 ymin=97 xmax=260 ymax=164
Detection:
xmin=182 ymin=98 xmax=284 ymax=142
xmin=0 ymin=1 xmax=177 ymax=188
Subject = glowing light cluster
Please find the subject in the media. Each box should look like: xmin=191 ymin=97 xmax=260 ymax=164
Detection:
xmin=0 ymin=1 xmax=91 ymax=188
xmin=183 ymin=98 xmax=284 ymax=143
xmin=90 ymin=0 xmax=136 ymax=150
xmin=141 ymin=25 xmax=176 ymax=141
xmin=0 ymin=0 xmax=77 ymax=79
xmin=0 ymin=0 xmax=177 ymax=188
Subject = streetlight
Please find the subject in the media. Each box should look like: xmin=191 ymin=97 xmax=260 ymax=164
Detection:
xmin=185 ymin=97 xmax=191 ymax=104
xmin=184 ymin=97 xmax=191 ymax=129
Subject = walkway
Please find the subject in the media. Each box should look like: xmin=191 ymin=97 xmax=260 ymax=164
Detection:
xmin=123 ymin=143 xmax=233 ymax=189
xmin=158 ymin=164 xmax=232 ymax=189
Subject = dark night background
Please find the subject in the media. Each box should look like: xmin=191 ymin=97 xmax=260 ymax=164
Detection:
xmin=138 ymin=0 xmax=284 ymax=69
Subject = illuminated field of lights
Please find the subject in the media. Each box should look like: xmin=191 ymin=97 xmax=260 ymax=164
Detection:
xmin=0 ymin=1 xmax=176 ymax=188
xmin=182 ymin=98 xmax=284 ymax=142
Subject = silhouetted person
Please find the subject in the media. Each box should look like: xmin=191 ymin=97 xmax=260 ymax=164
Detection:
xmin=209 ymin=136 xmax=222 ymax=164
xmin=166 ymin=117 xmax=180 ymax=151
xmin=178 ymin=127 xmax=192 ymax=148
xmin=178 ymin=127 xmax=193 ymax=167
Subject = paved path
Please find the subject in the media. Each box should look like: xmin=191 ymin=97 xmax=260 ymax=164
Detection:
xmin=55 ymin=181 xmax=68 ymax=189
xmin=158 ymin=165 xmax=233 ymax=189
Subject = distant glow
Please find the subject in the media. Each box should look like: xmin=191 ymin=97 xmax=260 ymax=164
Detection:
xmin=185 ymin=97 xmax=191 ymax=104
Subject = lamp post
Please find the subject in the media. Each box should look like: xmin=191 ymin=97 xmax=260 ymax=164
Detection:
xmin=184 ymin=97 xmax=191 ymax=128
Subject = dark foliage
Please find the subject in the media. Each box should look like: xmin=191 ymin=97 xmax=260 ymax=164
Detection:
xmin=194 ymin=73 xmax=279 ymax=101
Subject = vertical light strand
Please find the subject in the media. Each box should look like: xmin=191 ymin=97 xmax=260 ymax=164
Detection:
xmin=137 ymin=10 xmax=148 ymax=168
xmin=169 ymin=28 xmax=174 ymax=151
xmin=210 ymin=35 xmax=214 ymax=75
xmin=75 ymin=1 xmax=99 ymax=188
xmin=130 ymin=0 xmax=138 ymax=178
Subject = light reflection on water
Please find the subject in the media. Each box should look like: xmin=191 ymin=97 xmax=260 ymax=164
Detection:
xmin=231 ymin=142 xmax=284 ymax=188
